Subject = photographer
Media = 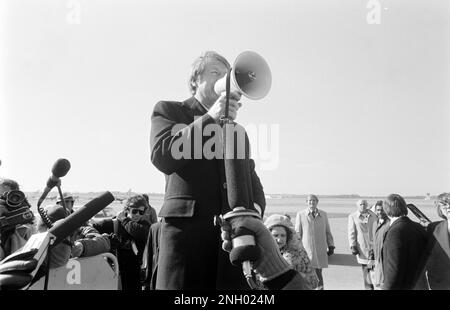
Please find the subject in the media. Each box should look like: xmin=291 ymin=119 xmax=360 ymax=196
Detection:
xmin=0 ymin=178 xmax=34 ymax=261
xmin=93 ymin=194 xmax=150 ymax=290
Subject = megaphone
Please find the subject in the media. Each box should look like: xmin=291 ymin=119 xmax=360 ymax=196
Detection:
xmin=214 ymin=51 xmax=272 ymax=100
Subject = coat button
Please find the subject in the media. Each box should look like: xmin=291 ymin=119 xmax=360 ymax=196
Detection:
xmin=223 ymin=182 xmax=227 ymax=189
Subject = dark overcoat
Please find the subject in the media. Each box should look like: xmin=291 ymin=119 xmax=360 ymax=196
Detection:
xmin=423 ymin=220 xmax=450 ymax=289
xmin=150 ymin=97 xmax=266 ymax=289
xmin=381 ymin=216 xmax=427 ymax=290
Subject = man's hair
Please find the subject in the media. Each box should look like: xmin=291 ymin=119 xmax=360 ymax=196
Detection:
xmin=375 ymin=200 xmax=383 ymax=207
xmin=306 ymin=194 xmax=319 ymax=202
xmin=356 ymin=199 xmax=368 ymax=206
xmin=0 ymin=178 xmax=20 ymax=191
xmin=124 ymin=195 xmax=148 ymax=211
xmin=436 ymin=192 xmax=450 ymax=220
xmin=188 ymin=51 xmax=230 ymax=95
xmin=383 ymin=194 xmax=408 ymax=217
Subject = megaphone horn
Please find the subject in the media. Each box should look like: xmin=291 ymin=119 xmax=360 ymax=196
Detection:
xmin=214 ymin=51 xmax=272 ymax=100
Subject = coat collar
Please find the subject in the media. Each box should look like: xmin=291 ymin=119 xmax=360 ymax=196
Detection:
xmin=389 ymin=215 xmax=411 ymax=229
xmin=432 ymin=220 xmax=450 ymax=259
xmin=305 ymin=208 xmax=322 ymax=218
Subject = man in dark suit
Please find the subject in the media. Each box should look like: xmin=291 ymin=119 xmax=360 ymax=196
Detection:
xmin=381 ymin=194 xmax=428 ymax=290
xmin=141 ymin=221 xmax=161 ymax=290
xmin=150 ymin=51 xmax=266 ymax=289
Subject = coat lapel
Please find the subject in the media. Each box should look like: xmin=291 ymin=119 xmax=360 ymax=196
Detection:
xmin=433 ymin=221 xmax=450 ymax=259
xmin=184 ymin=96 xmax=208 ymax=116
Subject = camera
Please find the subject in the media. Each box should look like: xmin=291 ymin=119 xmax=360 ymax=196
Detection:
xmin=0 ymin=190 xmax=35 ymax=232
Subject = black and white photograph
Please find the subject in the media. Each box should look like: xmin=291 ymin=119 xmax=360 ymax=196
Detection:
xmin=0 ymin=0 xmax=449 ymax=297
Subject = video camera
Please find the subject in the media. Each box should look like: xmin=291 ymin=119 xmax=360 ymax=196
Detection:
xmin=0 ymin=190 xmax=35 ymax=233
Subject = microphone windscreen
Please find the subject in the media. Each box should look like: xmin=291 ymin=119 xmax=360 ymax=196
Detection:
xmin=51 ymin=158 xmax=71 ymax=178
xmin=49 ymin=191 xmax=115 ymax=245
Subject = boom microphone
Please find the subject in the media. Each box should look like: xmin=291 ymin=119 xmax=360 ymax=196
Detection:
xmin=49 ymin=191 xmax=115 ymax=245
xmin=37 ymin=159 xmax=71 ymax=207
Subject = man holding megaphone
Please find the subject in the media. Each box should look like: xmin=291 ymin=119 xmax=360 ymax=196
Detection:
xmin=150 ymin=51 xmax=309 ymax=290
xmin=150 ymin=51 xmax=270 ymax=290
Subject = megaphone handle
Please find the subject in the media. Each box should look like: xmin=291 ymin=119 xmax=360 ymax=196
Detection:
xmin=222 ymin=68 xmax=233 ymax=162
xmin=224 ymin=68 xmax=232 ymax=120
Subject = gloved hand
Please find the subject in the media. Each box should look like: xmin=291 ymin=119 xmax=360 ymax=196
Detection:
xmin=0 ymin=248 xmax=38 ymax=290
xmin=327 ymin=246 xmax=335 ymax=256
xmin=350 ymin=245 xmax=359 ymax=256
xmin=220 ymin=215 xmax=291 ymax=282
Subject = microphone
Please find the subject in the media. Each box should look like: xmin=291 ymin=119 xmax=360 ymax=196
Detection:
xmin=37 ymin=159 xmax=71 ymax=207
xmin=49 ymin=191 xmax=115 ymax=245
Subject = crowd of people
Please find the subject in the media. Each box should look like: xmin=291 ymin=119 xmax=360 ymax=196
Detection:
xmin=1 ymin=176 xmax=449 ymax=290
xmin=1 ymin=50 xmax=449 ymax=290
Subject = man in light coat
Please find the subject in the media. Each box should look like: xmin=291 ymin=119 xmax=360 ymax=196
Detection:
xmin=348 ymin=199 xmax=378 ymax=290
xmin=295 ymin=194 xmax=335 ymax=290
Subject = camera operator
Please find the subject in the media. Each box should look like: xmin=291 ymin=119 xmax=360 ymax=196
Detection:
xmin=56 ymin=192 xmax=76 ymax=213
xmin=0 ymin=178 xmax=35 ymax=261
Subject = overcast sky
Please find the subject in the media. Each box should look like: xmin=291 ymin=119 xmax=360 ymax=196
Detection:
xmin=0 ymin=0 xmax=449 ymax=196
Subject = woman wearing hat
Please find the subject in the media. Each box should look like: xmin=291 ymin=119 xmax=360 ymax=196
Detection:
xmin=263 ymin=214 xmax=319 ymax=289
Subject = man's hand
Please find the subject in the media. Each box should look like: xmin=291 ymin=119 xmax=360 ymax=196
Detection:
xmin=116 ymin=211 xmax=127 ymax=223
xmin=350 ymin=245 xmax=359 ymax=256
xmin=207 ymin=91 xmax=242 ymax=122
xmin=327 ymin=246 xmax=335 ymax=256
xmin=220 ymin=215 xmax=291 ymax=282
xmin=71 ymin=241 xmax=84 ymax=258
xmin=419 ymin=218 xmax=429 ymax=228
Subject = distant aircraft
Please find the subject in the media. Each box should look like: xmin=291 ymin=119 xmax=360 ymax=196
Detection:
xmin=115 ymin=197 xmax=126 ymax=204
xmin=48 ymin=194 xmax=79 ymax=201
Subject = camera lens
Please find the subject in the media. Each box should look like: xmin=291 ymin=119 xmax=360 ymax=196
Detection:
xmin=5 ymin=190 xmax=26 ymax=209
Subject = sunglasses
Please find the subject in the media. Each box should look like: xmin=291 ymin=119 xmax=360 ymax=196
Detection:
xmin=130 ymin=209 xmax=145 ymax=215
